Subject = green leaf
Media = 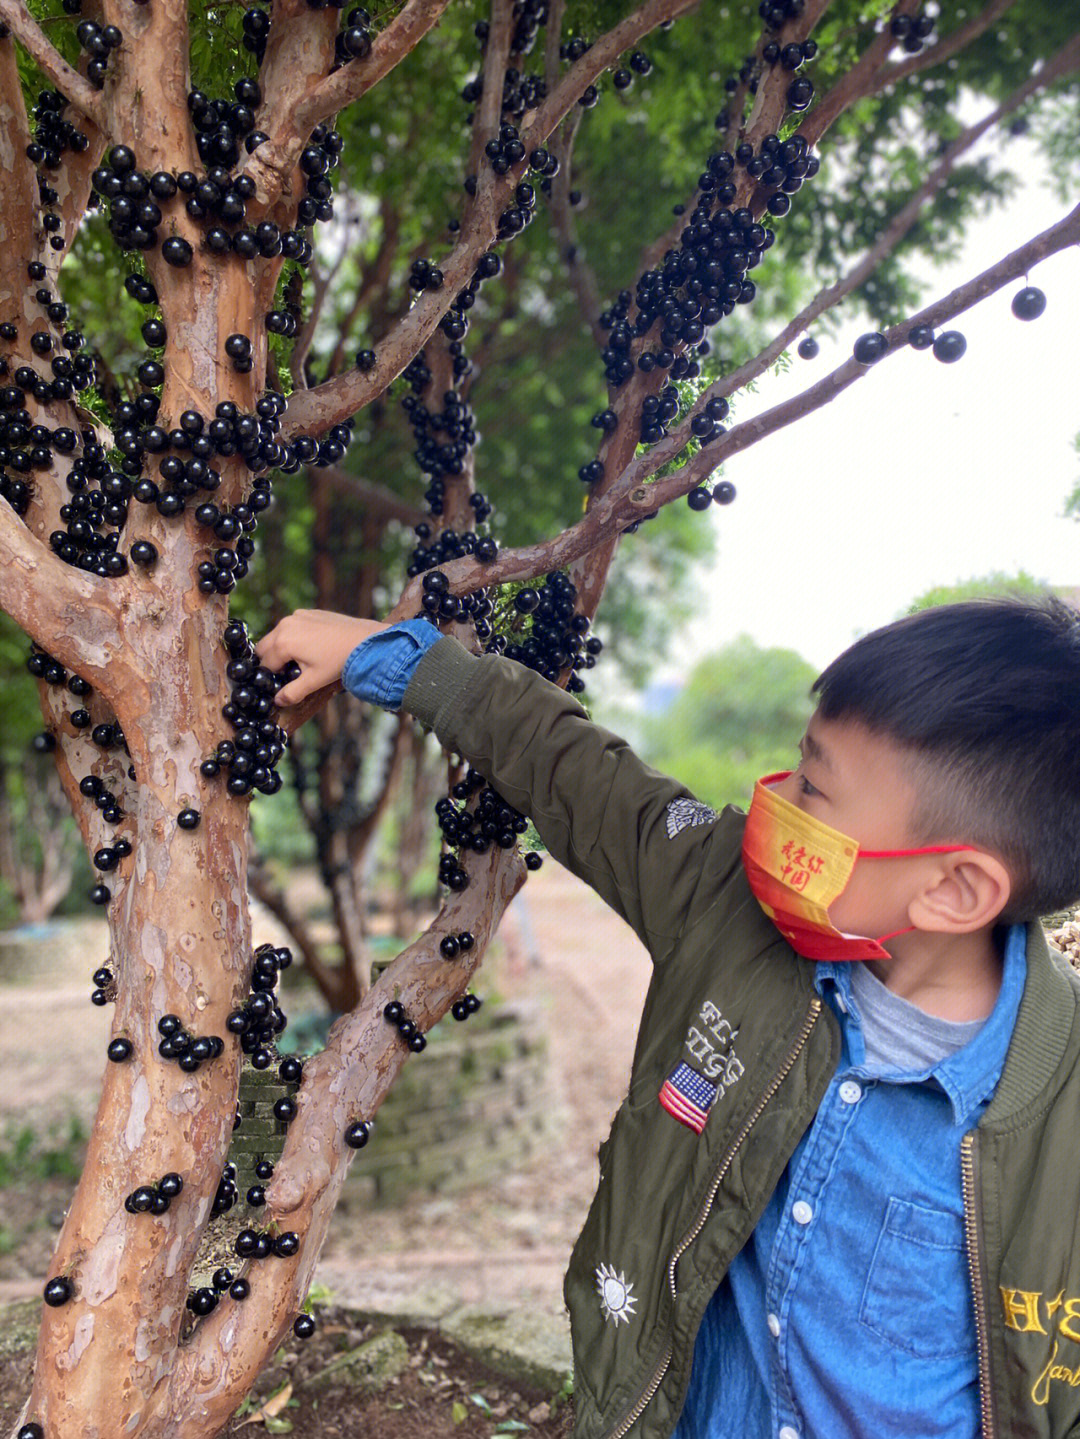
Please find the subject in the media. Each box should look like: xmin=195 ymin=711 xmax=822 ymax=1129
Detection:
xmin=451 ymin=1401 xmax=468 ymax=1424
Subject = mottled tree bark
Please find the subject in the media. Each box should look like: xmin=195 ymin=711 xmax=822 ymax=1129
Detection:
xmin=0 ymin=0 xmax=1075 ymax=1434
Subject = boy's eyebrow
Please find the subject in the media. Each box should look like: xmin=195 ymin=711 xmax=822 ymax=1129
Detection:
xmin=799 ymin=728 xmax=833 ymax=772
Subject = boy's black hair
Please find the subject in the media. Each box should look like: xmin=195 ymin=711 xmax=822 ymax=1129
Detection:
xmin=811 ymin=594 xmax=1080 ymax=923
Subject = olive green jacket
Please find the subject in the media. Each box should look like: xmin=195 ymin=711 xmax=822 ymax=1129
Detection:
xmin=402 ymin=635 xmax=1080 ymax=1439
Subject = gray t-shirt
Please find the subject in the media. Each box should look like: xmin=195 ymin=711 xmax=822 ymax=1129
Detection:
xmin=850 ymin=961 xmax=986 ymax=1072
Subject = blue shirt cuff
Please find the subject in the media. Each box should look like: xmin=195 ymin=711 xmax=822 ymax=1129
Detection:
xmin=341 ymin=617 xmax=442 ymax=711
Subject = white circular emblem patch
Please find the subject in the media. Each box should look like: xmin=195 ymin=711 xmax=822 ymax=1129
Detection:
xmin=595 ymin=1263 xmax=638 ymax=1325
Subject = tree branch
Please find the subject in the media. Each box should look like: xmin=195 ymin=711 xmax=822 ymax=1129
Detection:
xmin=466 ymin=0 xmax=515 ymax=184
xmin=0 ymin=0 xmax=106 ymax=131
xmin=172 ymin=840 xmax=526 ymax=1432
xmin=323 ymin=200 xmax=401 ymax=380
xmin=281 ymin=0 xmax=704 ymax=440
xmin=613 ymin=199 xmax=1080 ymax=515
xmin=335 ymin=199 xmax=1080 ymax=614
xmin=653 ymin=29 xmax=1080 ymax=470
xmin=543 ymin=0 xmax=566 ymax=95
xmin=797 ymin=0 xmax=919 ymax=150
xmin=871 ymin=0 xmax=1021 ymax=98
xmin=0 ymin=502 xmax=128 ymax=693
xmin=290 ymin=225 xmax=352 ymax=390
xmin=297 ymin=0 xmax=455 ymax=135
xmin=548 ymin=108 xmax=606 ymax=350
xmin=521 ymin=0 xmax=702 ymax=158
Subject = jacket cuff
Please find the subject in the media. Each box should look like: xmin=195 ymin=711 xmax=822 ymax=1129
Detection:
xmin=401 ymin=634 xmax=482 ymax=730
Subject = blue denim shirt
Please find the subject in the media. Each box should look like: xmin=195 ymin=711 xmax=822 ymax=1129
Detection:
xmin=341 ymin=617 xmax=441 ymax=709
xmin=674 ymin=924 xmax=1028 ymax=1439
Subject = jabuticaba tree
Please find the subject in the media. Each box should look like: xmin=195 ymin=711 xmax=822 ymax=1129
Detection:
xmin=0 ymin=0 xmax=1078 ymax=1432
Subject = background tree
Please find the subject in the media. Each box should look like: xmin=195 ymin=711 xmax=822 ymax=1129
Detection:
xmin=637 ymin=634 xmax=818 ymax=809
xmin=1 ymin=1 xmax=1079 ymax=1437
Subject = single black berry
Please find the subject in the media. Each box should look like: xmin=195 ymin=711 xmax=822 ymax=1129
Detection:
xmin=853 ymin=332 xmax=888 ymax=365
xmin=294 ymin=1312 xmax=316 ymax=1338
xmin=344 ymin=1120 xmax=370 ymax=1148
xmin=932 ymin=330 xmax=966 ymax=363
xmin=44 ymin=1275 xmax=73 ymax=1306
xmin=107 ymin=1037 xmax=133 ymax=1062
xmin=1011 ymin=286 xmax=1046 ymax=321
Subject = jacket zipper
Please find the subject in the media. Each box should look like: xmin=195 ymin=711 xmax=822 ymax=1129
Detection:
xmin=961 ymin=1132 xmax=995 ymax=1439
xmin=605 ymin=998 xmax=822 ymax=1439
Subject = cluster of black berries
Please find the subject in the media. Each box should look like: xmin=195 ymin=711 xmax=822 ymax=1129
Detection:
xmin=241 ymin=4 xmax=270 ymax=61
xmin=236 ymin=1225 xmax=300 ymax=1259
xmin=484 ymin=122 xmax=527 ymax=176
xmin=205 ymin=621 xmax=293 ymax=798
xmin=418 ymin=567 xmax=498 ymax=631
xmin=725 ymin=37 xmax=816 ymax=103
xmin=758 ymin=0 xmax=806 ymax=29
xmin=400 ymin=384 xmax=480 ymax=509
xmin=90 ymin=146 xmax=170 ymax=253
xmin=209 ymin=1265 xmax=250 ymax=1303
xmin=383 ymin=999 xmax=427 ymax=1052
xmin=156 ymin=1013 xmax=225 ymax=1072
xmin=501 ymin=66 xmax=547 ymax=120
xmin=434 ymin=768 xmax=530 ymax=893
xmin=74 ymin=18 xmax=123 ymax=88
xmin=451 ymin=992 xmax=483 ymax=1021
xmin=211 ymin=1161 xmax=241 ymax=1219
xmin=27 ymin=87 xmax=90 ymax=172
xmin=90 ymin=965 xmax=113 ymax=1006
xmin=225 ymin=942 xmax=294 ymax=1060
xmin=438 ymin=930 xmax=475 ymax=959
xmin=331 ymin=6 xmax=374 ymax=68
xmin=247 ymin=1155 xmax=277 ymax=1206
xmin=125 ymin=1171 xmax=184 ymax=1215
xmin=92 ymin=835 xmax=133 ymax=882
xmin=408 ymin=258 xmax=444 ymax=294
xmin=495 ymin=572 xmax=599 ymax=692
xmin=47 ymin=422 xmax=134 ymax=575
xmin=889 ymin=12 xmax=936 ymax=54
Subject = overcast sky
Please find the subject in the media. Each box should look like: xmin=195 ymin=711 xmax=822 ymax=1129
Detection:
xmin=636 ymin=144 xmax=1079 ymax=680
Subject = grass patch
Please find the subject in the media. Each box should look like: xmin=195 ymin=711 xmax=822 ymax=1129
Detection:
xmin=0 ymin=1114 xmax=88 ymax=1188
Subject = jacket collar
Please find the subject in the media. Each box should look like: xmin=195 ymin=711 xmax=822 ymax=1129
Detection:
xmin=982 ymin=920 xmax=1079 ymax=1124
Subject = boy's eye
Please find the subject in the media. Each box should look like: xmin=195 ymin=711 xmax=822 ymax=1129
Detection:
xmin=798 ymin=773 xmax=820 ymax=799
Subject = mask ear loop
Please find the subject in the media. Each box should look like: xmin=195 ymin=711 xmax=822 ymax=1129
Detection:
xmin=847 ymin=847 xmax=977 ymax=949
xmin=858 ymin=845 xmax=976 ymax=858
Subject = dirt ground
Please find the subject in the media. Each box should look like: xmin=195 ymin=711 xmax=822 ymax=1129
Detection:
xmin=0 ymin=860 xmax=652 ymax=1319
xmin=0 ymin=1307 xmax=576 ymax=1438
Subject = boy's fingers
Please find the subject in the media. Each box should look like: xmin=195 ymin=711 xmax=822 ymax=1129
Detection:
xmin=273 ymin=680 xmax=301 ymax=707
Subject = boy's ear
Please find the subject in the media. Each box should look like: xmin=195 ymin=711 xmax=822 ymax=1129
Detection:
xmin=908 ymin=850 xmax=1012 ymax=934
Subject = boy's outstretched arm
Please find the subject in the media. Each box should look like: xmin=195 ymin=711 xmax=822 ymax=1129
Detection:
xmin=256 ymin=610 xmax=739 ymax=957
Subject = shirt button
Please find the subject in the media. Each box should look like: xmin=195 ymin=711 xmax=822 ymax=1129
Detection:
xmin=767 ymin=1312 xmax=781 ymax=1338
xmin=779 ymin=1427 xmax=800 ymax=1439
xmin=839 ymin=1080 xmax=862 ymax=1105
xmin=791 ymin=1200 xmax=813 ymax=1225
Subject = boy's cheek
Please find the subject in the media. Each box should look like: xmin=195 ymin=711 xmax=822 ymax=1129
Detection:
xmin=830 ymin=867 xmax=910 ymax=938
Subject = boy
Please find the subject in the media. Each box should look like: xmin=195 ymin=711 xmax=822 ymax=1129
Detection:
xmin=255 ymin=595 xmax=1080 ymax=1439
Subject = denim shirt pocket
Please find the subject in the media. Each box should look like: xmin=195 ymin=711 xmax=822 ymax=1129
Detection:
xmin=858 ymin=1196 xmax=977 ymax=1359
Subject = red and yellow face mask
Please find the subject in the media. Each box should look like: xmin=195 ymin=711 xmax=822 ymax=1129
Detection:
xmin=741 ymin=772 xmax=973 ymax=962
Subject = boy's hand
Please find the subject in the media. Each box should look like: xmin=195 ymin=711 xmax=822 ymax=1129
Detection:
xmin=254 ymin=609 xmax=390 ymax=707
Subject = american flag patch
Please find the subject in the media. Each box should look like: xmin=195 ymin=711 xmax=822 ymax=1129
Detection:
xmin=658 ymin=1062 xmax=718 ymax=1134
